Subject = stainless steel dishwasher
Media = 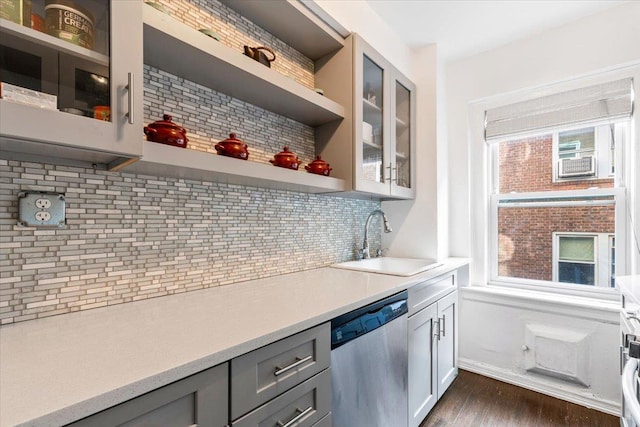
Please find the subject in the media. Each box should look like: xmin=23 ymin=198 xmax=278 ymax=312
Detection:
xmin=331 ymin=290 xmax=408 ymax=427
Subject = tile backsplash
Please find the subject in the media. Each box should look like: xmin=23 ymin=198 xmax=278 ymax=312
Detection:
xmin=0 ymin=160 xmax=380 ymax=325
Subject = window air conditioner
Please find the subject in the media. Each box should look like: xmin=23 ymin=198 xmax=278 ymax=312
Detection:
xmin=558 ymin=156 xmax=596 ymax=178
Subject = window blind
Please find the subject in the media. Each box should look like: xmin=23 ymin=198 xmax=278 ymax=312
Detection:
xmin=485 ymin=78 xmax=634 ymax=141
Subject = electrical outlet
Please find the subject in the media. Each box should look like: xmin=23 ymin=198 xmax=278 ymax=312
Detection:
xmin=35 ymin=198 xmax=52 ymax=209
xmin=18 ymin=191 xmax=66 ymax=228
xmin=35 ymin=211 xmax=52 ymax=222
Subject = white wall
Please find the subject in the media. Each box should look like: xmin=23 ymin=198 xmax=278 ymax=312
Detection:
xmin=446 ymin=1 xmax=640 ymax=413
xmin=315 ymin=0 xmax=445 ymax=261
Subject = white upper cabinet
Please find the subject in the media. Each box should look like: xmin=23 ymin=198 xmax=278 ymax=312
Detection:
xmin=0 ymin=0 xmax=143 ymax=170
xmin=316 ymin=33 xmax=416 ymax=200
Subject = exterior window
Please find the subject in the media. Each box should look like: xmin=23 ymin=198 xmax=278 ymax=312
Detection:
xmin=491 ymin=122 xmax=627 ymax=295
xmin=557 ymin=235 xmax=595 ymax=285
xmin=558 ymin=127 xmax=595 ymax=159
xmin=551 ymin=233 xmax=615 ymax=288
xmin=610 ymin=236 xmax=616 ymax=288
xmin=554 ymin=125 xmax=614 ymax=181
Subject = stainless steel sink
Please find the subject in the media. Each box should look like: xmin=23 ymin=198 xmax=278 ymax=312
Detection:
xmin=331 ymin=257 xmax=442 ymax=277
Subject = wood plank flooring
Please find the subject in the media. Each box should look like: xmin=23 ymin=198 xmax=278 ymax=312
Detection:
xmin=420 ymin=370 xmax=619 ymax=427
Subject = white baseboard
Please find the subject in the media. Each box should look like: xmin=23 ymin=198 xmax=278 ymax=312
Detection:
xmin=458 ymin=358 xmax=621 ymax=417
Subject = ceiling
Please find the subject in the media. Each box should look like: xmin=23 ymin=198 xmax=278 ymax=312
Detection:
xmin=365 ymin=0 xmax=628 ymax=61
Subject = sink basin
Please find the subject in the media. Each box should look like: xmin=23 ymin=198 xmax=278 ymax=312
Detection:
xmin=331 ymin=257 xmax=442 ymax=277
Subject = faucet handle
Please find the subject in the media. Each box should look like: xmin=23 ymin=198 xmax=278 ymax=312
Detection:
xmin=375 ymin=248 xmax=388 ymax=258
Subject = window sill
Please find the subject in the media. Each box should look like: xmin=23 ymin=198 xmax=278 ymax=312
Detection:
xmin=460 ymin=285 xmax=620 ymax=321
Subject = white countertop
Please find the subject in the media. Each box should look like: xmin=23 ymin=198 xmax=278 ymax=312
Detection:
xmin=0 ymin=258 xmax=468 ymax=427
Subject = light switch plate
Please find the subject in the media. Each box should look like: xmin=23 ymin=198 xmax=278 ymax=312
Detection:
xmin=18 ymin=191 xmax=66 ymax=228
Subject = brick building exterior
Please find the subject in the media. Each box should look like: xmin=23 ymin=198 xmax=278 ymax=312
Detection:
xmin=497 ymin=134 xmax=614 ymax=283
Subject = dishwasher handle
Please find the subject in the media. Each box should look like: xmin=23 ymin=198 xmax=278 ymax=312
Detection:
xmin=331 ymin=291 xmax=408 ymax=350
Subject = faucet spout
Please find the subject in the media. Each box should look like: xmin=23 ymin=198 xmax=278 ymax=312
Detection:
xmin=362 ymin=209 xmax=392 ymax=259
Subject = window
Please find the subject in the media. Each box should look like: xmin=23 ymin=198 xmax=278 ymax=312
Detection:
xmin=552 ymin=233 xmax=615 ymax=287
xmin=554 ymin=125 xmax=614 ymax=180
xmin=483 ymin=77 xmax=633 ymax=297
xmin=557 ymin=234 xmax=596 ymax=285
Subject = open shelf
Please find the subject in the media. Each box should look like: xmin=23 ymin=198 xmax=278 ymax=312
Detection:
xmin=142 ymin=5 xmax=344 ymax=127
xmin=218 ymin=0 xmax=344 ymax=60
xmin=125 ymin=142 xmax=346 ymax=194
xmin=0 ymin=18 xmax=109 ymax=66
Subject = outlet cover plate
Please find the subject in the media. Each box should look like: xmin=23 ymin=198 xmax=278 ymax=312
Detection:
xmin=18 ymin=191 xmax=66 ymax=228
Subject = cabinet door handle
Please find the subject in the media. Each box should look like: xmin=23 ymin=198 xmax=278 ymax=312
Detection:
xmin=126 ymin=72 xmax=134 ymax=124
xmin=391 ymin=165 xmax=398 ymax=183
xmin=274 ymin=355 xmax=312 ymax=376
xmin=383 ymin=164 xmax=392 ymax=183
xmin=276 ymin=406 xmax=313 ymax=427
xmin=439 ymin=314 xmax=446 ymax=337
xmin=433 ymin=319 xmax=440 ymax=341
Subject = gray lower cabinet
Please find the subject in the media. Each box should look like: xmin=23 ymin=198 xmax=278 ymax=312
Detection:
xmin=407 ymin=268 xmax=462 ymax=427
xmin=232 ymin=369 xmax=331 ymax=427
xmin=436 ymin=291 xmax=458 ymax=399
xmin=408 ymin=301 xmax=439 ymax=426
xmin=231 ymin=322 xmax=331 ymax=420
xmin=67 ymin=363 xmax=228 ymax=427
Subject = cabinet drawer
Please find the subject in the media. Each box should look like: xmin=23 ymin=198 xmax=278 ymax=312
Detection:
xmin=231 ymin=322 xmax=330 ymax=419
xmin=232 ymin=368 xmax=331 ymax=427
xmin=313 ymin=412 xmax=332 ymax=427
xmin=408 ymin=271 xmax=456 ymax=316
xmin=67 ymin=363 xmax=228 ymax=427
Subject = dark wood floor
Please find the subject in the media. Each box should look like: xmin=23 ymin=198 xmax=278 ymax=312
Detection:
xmin=420 ymin=370 xmax=619 ymax=427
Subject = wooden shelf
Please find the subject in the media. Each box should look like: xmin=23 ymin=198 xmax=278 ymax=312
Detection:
xmin=125 ymin=141 xmax=346 ymax=194
xmin=218 ymin=0 xmax=344 ymax=60
xmin=0 ymin=18 xmax=109 ymax=66
xmin=396 ymin=117 xmax=408 ymax=130
xmin=142 ymin=5 xmax=344 ymax=127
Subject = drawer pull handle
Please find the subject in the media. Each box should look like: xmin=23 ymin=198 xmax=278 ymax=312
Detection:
xmin=276 ymin=406 xmax=313 ymax=427
xmin=274 ymin=355 xmax=313 ymax=377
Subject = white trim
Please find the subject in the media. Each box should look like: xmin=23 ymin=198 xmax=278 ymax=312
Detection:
xmin=457 ymin=358 xmax=621 ymax=417
xmin=460 ymin=286 xmax=619 ymax=321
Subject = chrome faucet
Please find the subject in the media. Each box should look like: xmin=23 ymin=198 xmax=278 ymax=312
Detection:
xmin=361 ymin=209 xmax=392 ymax=259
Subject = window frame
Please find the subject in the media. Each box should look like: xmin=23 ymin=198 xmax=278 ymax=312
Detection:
xmin=468 ymin=64 xmax=639 ymax=302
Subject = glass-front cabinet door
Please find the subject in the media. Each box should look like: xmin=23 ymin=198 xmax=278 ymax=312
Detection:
xmin=354 ymin=37 xmax=390 ymax=195
xmin=352 ymin=34 xmax=415 ymax=198
xmin=0 ymin=0 xmax=142 ymax=166
xmin=391 ymin=75 xmax=415 ymax=198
